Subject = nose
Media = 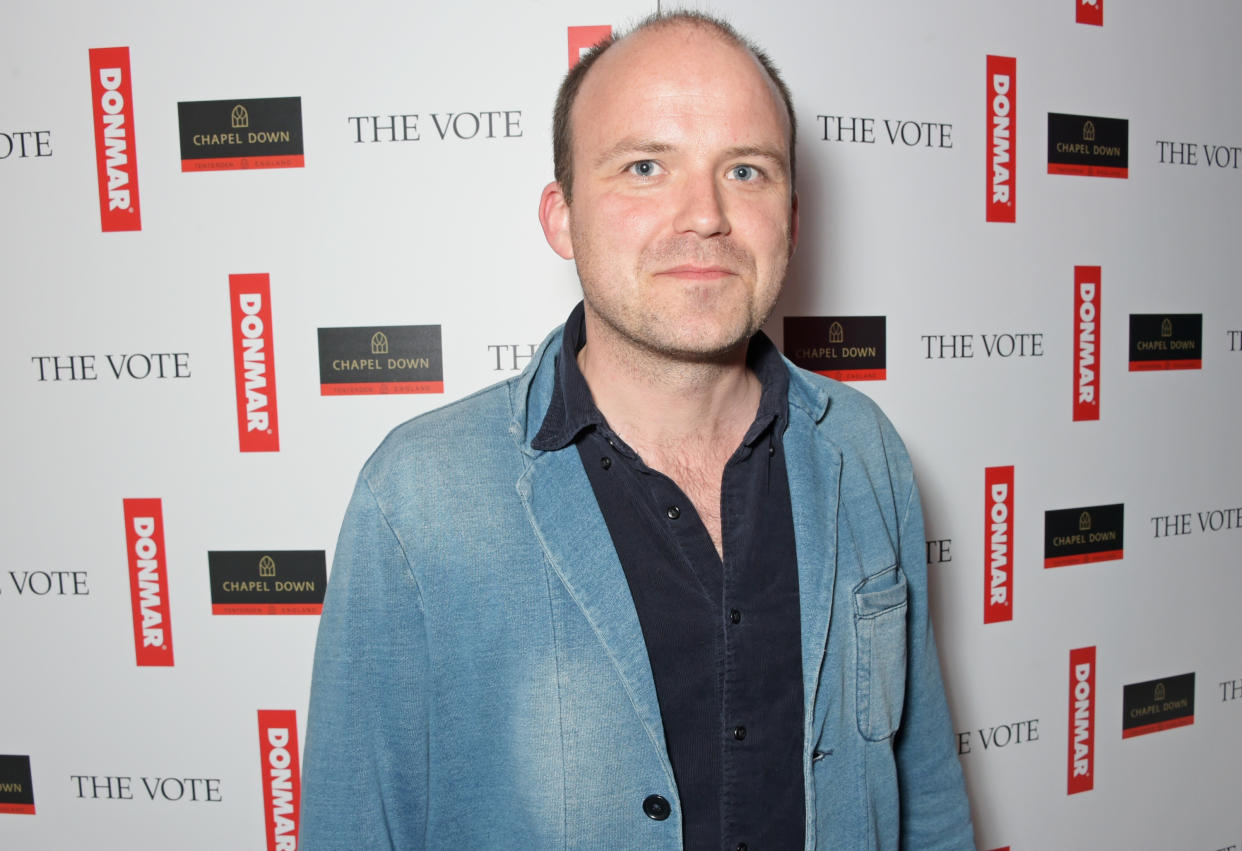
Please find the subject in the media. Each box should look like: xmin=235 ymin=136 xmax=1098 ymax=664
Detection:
xmin=671 ymin=169 xmax=730 ymax=238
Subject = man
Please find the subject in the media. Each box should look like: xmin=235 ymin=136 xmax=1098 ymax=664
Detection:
xmin=302 ymin=12 xmax=974 ymax=850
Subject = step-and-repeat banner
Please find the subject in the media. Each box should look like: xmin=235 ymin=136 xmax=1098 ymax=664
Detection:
xmin=3 ymin=1 xmax=1240 ymax=848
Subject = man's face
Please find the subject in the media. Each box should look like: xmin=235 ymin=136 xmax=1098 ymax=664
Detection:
xmin=540 ymin=24 xmax=798 ymax=363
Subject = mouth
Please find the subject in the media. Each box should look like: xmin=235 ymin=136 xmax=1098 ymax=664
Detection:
xmin=654 ymin=265 xmax=738 ymax=281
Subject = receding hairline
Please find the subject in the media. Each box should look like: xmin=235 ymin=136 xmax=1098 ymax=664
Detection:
xmin=553 ymin=11 xmax=798 ymax=202
xmin=581 ymin=18 xmax=790 ymax=125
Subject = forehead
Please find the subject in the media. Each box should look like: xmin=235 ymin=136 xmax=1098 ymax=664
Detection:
xmin=571 ymin=24 xmax=790 ymax=155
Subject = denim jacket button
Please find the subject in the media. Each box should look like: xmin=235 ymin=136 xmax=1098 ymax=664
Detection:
xmin=642 ymin=794 xmax=670 ymax=820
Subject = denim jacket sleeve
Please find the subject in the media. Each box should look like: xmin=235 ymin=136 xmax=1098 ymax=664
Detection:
xmin=301 ymin=474 xmax=429 ymax=850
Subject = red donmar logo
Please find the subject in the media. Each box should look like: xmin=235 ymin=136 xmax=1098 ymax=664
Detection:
xmin=567 ymin=25 xmax=611 ymax=68
xmin=230 ymin=274 xmax=280 ymax=452
xmin=258 ymin=710 xmax=301 ymax=851
xmin=1068 ymin=646 xmax=1096 ymax=794
xmin=984 ymin=466 xmax=1014 ymax=623
xmin=123 ymin=498 xmax=174 ymax=666
xmin=1074 ymin=266 xmax=1101 ymax=421
xmin=89 ymin=47 xmax=142 ymax=232
xmin=1077 ymin=0 xmax=1103 ymax=26
xmin=986 ymin=55 xmax=1016 ymax=223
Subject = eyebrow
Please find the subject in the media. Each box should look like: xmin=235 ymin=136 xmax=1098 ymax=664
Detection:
xmin=592 ymin=138 xmax=790 ymax=177
xmin=592 ymin=138 xmax=675 ymax=169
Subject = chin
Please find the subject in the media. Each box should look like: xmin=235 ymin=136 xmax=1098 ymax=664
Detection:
xmin=645 ymin=322 xmax=757 ymax=362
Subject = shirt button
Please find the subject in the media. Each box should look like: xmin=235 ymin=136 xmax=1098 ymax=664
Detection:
xmin=666 ymin=505 xmax=681 ymax=520
xmin=733 ymin=725 xmax=747 ymax=741
xmin=729 ymin=609 xmax=742 ymax=624
xmin=600 ymin=456 xmax=611 ymax=470
xmin=769 ymin=444 xmax=775 ymax=456
xmin=642 ymin=794 xmax=670 ymax=820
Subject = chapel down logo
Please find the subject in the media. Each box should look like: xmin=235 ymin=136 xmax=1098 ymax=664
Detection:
xmin=1044 ymin=503 xmax=1124 ymax=568
xmin=317 ymin=325 xmax=444 ymax=395
xmin=1048 ymin=113 xmax=1128 ymax=178
xmin=1122 ymin=672 xmax=1195 ymax=738
xmin=207 ymin=551 xmax=326 ymax=615
xmin=0 ymin=755 xmax=36 ymax=815
xmin=1128 ymin=314 xmax=1202 ymax=370
xmin=783 ymin=316 xmax=886 ymax=381
xmin=177 ymin=97 xmax=304 ymax=171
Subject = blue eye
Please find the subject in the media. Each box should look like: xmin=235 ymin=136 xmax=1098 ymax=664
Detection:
xmin=730 ymin=165 xmax=759 ymax=181
xmin=629 ymin=160 xmax=660 ymax=177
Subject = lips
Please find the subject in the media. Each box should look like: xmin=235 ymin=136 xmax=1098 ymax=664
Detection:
xmin=654 ymin=264 xmax=737 ymax=279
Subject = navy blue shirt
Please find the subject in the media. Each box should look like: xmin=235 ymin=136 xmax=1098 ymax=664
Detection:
xmin=533 ymin=303 xmax=805 ymax=851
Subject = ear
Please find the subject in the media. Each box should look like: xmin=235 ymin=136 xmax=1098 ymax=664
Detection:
xmin=789 ymin=190 xmax=800 ymax=255
xmin=539 ymin=181 xmax=575 ymax=260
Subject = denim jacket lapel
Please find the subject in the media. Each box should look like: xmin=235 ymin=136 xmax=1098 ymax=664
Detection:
xmin=511 ymin=327 xmax=674 ymax=785
xmin=784 ymin=366 xmax=843 ymax=750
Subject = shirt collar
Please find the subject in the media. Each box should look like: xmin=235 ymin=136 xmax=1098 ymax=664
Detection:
xmin=532 ymin=301 xmax=789 ymax=451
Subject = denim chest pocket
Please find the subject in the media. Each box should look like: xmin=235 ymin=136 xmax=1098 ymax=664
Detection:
xmin=852 ymin=566 xmax=908 ymax=741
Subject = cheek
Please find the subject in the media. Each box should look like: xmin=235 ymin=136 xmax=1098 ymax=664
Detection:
xmin=737 ymin=207 xmax=794 ymax=259
xmin=582 ymin=194 xmax=661 ymax=241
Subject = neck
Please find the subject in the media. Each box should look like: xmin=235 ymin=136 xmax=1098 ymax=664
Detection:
xmin=577 ymin=312 xmax=761 ymax=453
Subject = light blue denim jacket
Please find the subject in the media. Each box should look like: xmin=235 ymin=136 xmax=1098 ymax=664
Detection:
xmin=302 ymin=325 xmax=975 ymax=850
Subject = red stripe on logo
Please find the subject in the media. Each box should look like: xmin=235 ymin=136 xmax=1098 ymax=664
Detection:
xmin=986 ymin=55 xmax=1016 ymax=223
xmin=1129 ymin=359 xmax=1201 ymax=372
xmin=984 ymin=466 xmax=1014 ymax=623
xmin=1068 ymin=646 xmax=1096 ymax=794
xmin=89 ymin=47 xmax=142 ymax=232
xmin=1077 ymin=0 xmax=1103 ymax=26
xmin=1045 ymin=549 xmax=1123 ymax=569
xmin=320 ymin=381 xmax=445 ymax=396
xmin=214 ymin=604 xmax=323 ymax=616
xmin=1073 ymin=266 xmax=1101 ymax=421
xmin=816 ymin=369 xmax=887 ymax=382
xmin=1048 ymin=163 xmax=1127 ymax=179
xmin=258 ymin=710 xmax=301 ymax=851
xmin=230 ymin=274 xmax=280 ymax=452
xmin=123 ymin=498 xmax=174 ymax=666
xmin=1122 ymin=715 xmax=1193 ymax=739
xmin=183 ymin=155 xmax=305 ymax=172
xmin=567 ymin=25 xmax=612 ymax=69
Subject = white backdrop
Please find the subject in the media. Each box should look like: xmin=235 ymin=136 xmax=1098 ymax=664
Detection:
xmin=2 ymin=1 xmax=1240 ymax=848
